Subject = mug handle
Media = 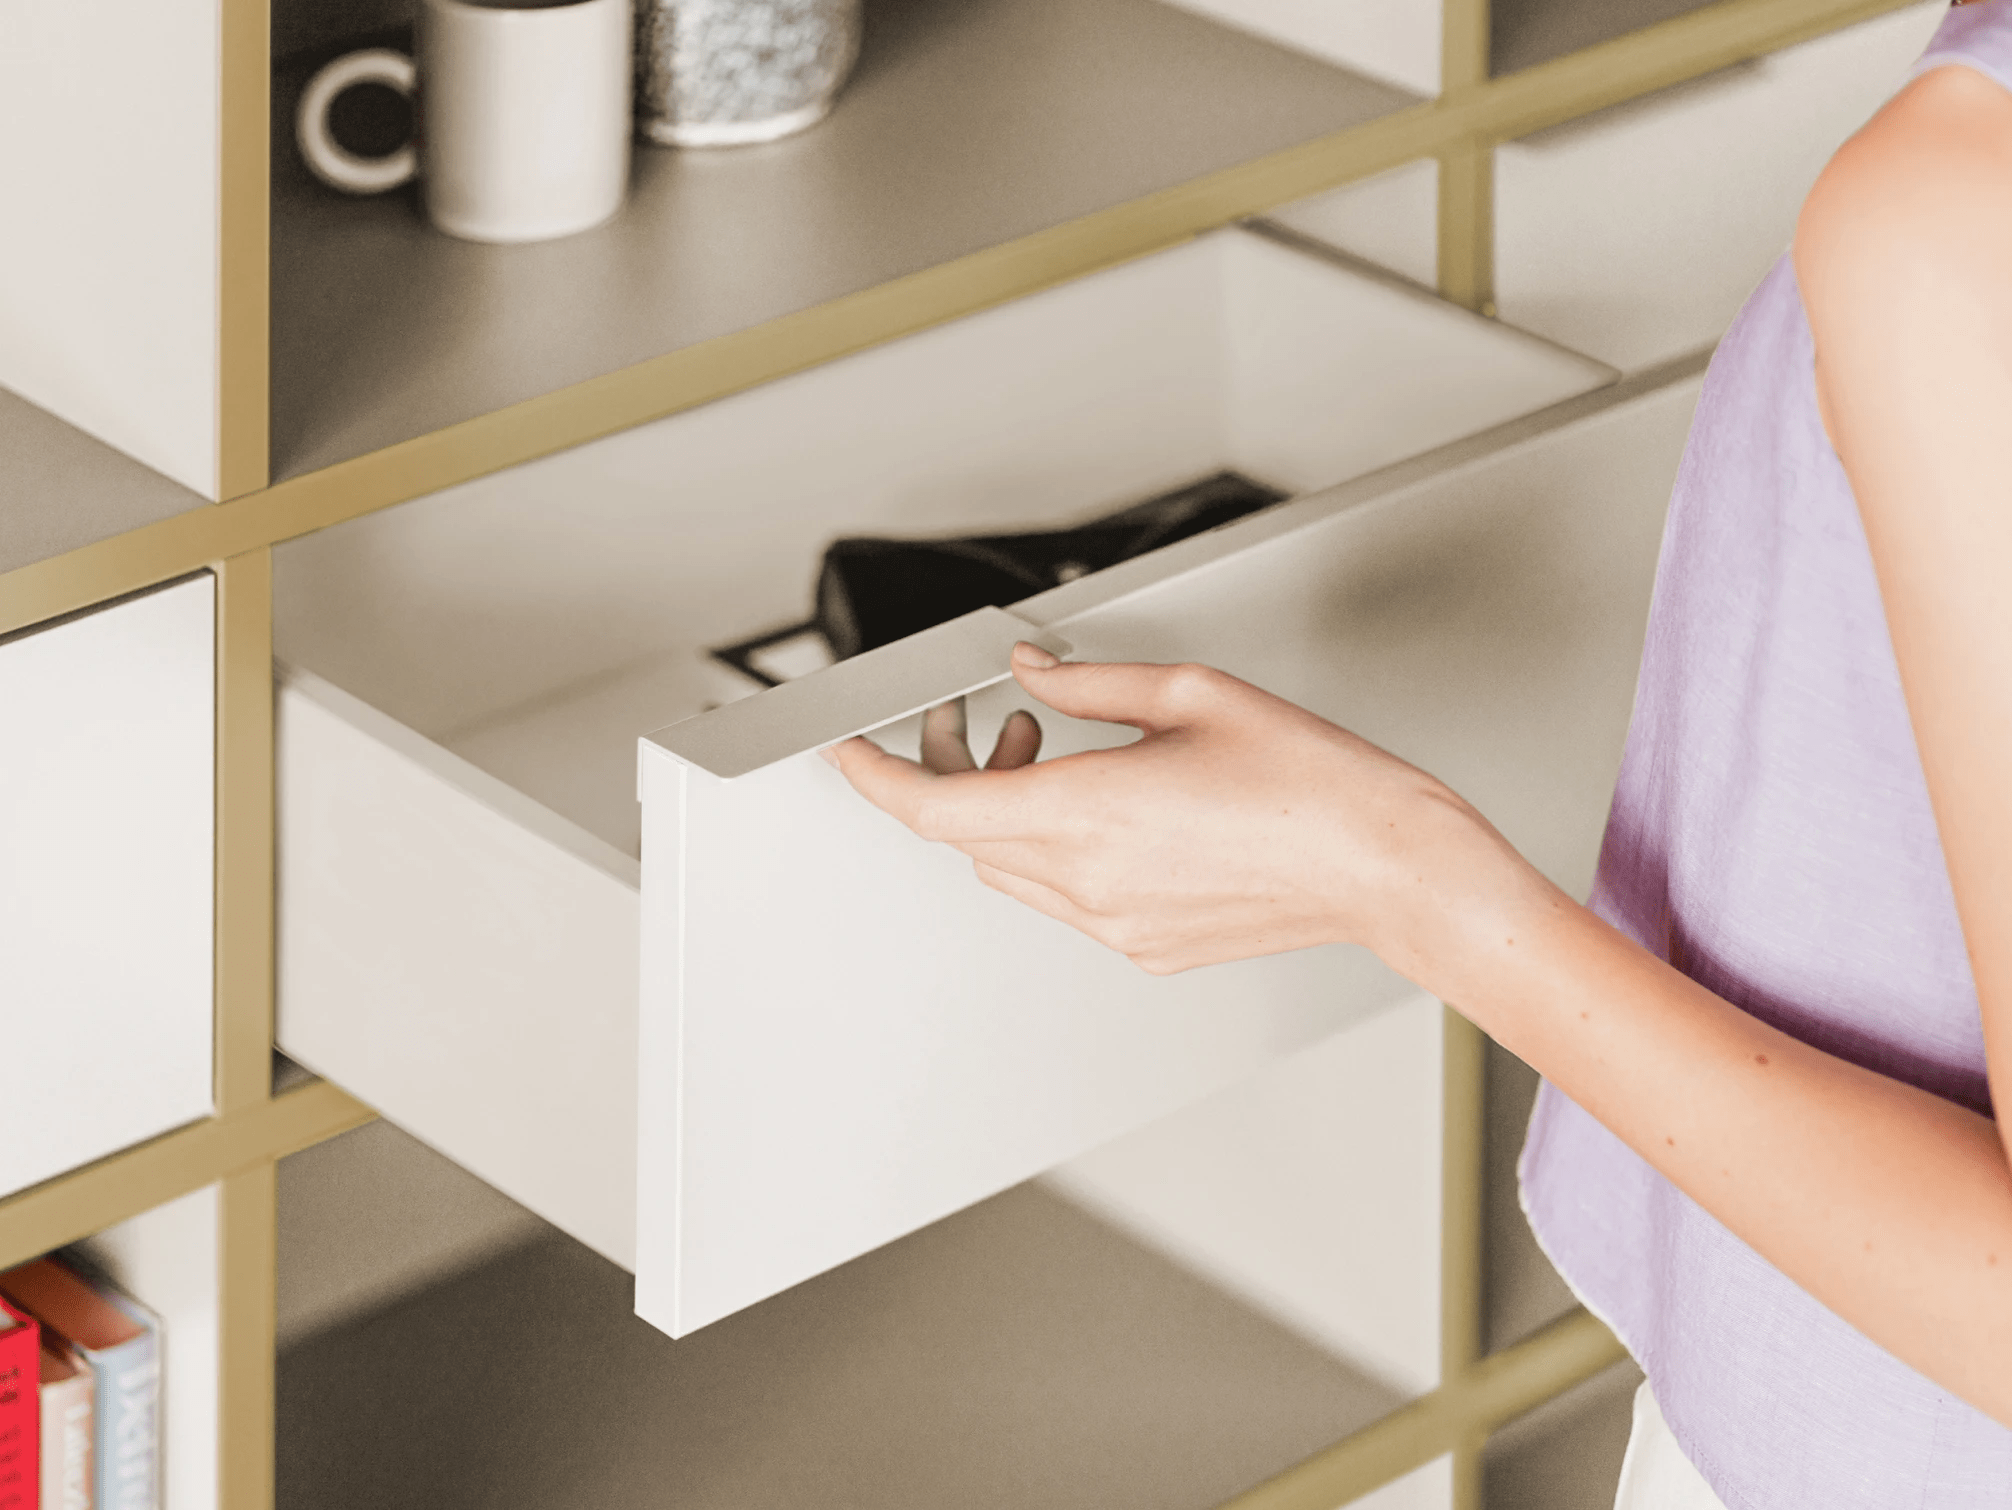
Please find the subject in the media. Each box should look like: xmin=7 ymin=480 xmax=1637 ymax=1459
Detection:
xmin=296 ymin=48 xmax=419 ymax=195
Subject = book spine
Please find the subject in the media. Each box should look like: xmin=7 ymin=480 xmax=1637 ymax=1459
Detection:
xmin=0 ymin=1302 xmax=40 ymax=1510
xmin=94 ymin=1297 xmax=161 ymax=1510
xmin=41 ymin=1360 xmax=94 ymax=1510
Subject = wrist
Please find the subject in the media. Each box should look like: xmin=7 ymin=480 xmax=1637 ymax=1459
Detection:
xmin=1370 ymin=788 xmax=1564 ymax=1010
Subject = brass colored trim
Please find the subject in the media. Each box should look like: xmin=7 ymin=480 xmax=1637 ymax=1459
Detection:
xmin=1442 ymin=0 xmax=1492 ymax=94
xmin=0 ymin=0 xmax=1917 ymax=639
xmin=1451 ymin=1430 xmax=1487 ymax=1510
xmin=1436 ymin=142 xmax=1496 ymax=316
xmin=218 ymin=1164 xmax=277 ymax=1510
xmin=1468 ymin=0 xmax=1917 ymax=142
xmin=1215 ymin=1308 xmax=1628 ymax=1510
xmin=1438 ymin=1010 xmax=1482 ymax=1373
xmin=217 ymin=0 xmax=270 ymax=500
xmin=214 ymin=551 xmax=275 ymax=1116
xmin=0 ymin=1082 xmax=374 ymax=1273
xmin=1439 ymin=1008 xmax=1489 ymax=1510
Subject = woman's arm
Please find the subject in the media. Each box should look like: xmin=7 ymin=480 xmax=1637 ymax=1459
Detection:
xmin=831 ymin=64 xmax=2012 ymax=1421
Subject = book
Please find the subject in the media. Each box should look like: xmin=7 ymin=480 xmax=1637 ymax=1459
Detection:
xmin=0 ymin=1297 xmax=39 ymax=1510
xmin=0 ymin=1258 xmax=161 ymax=1510
xmin=40 ymin=1342 xmax=94 ymax=1510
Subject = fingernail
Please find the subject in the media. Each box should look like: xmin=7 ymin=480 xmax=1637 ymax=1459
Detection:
xmin=819 ymin=745 xmax=840 ymax=768
xmin=1013 ymin=641 xmax=1060 ymax=670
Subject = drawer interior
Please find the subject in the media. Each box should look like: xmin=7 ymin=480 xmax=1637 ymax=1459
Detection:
xmin=275 ymin=228 xmax=1609 ymax=857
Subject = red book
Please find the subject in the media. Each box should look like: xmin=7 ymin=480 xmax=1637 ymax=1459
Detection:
xmin=0 ymin=1295 xmax=39 ymax=1510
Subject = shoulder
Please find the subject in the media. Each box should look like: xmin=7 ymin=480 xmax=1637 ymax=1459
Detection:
xmin=1795 ymin=64 xmax=2012 ymax=339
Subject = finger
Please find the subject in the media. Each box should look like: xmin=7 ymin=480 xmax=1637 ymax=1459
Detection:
xmin=825 ymin=736 xmax=936 ymax=829
xmin=920 ymin=698 xmax=977 ymax=774
xmin=984 ymin=708 xmax=1043 ymax=770
xmin=830 ymin=735 xmax=1025 ymax=841
xmin=1009 ymin=644 xmax=1231 ymax=733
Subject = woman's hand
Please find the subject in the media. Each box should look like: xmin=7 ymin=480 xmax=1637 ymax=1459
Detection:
xmin=827 ymin=642 xmax=1541 ymax=984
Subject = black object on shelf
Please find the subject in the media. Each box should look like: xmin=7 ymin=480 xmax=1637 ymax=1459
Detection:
xmin=711 ymin=471 xmax=1286 ymax=687
xmin=818 ymin=470 xmax=1286 ymax=660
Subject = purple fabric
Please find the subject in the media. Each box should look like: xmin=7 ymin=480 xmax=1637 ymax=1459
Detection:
xmin=1518 ymin=6 xmax=2012 ymax=1505
xmin=1917 ymin=1 xmax=2012 ymax=92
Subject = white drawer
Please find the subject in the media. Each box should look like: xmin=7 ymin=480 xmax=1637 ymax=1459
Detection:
xmin=273 ymin=226 xmax=1646 ymax=1336
xmin=0 ymin=575 xmax=216 ymax=1199
xmin=1494 ymin=0 xmax=1946 ymax=370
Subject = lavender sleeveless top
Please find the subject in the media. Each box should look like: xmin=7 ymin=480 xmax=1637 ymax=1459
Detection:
xmin=1518 ymin=7 xmax=2012 ymax=1505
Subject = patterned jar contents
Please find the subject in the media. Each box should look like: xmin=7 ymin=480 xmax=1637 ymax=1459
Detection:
xmin=637 ymin=0 xmax=862 ymax=146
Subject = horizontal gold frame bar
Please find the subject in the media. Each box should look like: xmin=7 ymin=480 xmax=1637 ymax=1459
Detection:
xmin=1220 ymin=1308 xmax=1629 ymax=1510
xmin=0 ymin=0 xmax=1913 ymax=641
xmin=0 ymin=1080 xmax=375 ymax=1272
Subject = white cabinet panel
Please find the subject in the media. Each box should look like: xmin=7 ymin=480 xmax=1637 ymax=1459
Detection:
xmin=274 ymin=228 xmax=1622 ymax=1335
xmin=0 ymin=577 xmax=216 ymax=1198
xmin=1267 ymin=159 xmax=1441 ymax=290
xmin=1155 ymin=0 xmax=1441 ymax=95
xmin=1495 ymin=1 xmax=1945 ymax=371
xmin=1354 ymin=1454 xmax=1454 ymax=1510
xmin=0 ymin=0 xmax=223 ymax=495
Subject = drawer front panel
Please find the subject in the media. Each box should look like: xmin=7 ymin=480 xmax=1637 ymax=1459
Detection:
xmin=0 ymin=576 xmax=216 ymax=1197
xmin=637 ymin=372 xmax=1701 ymax=1336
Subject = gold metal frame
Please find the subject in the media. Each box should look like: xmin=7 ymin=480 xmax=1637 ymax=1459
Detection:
xmin=0 ymin=0 xmax=1921 ymax=1504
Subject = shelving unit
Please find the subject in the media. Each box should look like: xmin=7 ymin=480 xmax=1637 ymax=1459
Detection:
xmin=268 ymin=0 xmax=1415 ymax=479
xmin=0 ymin=1 xmax=1936 ymax=1507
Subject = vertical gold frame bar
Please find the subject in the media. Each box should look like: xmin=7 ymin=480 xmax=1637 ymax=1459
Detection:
xmin=216 ymin=0 xmax=278 ymax=1489
xmin=214 ymin=548 xmax=275 ymax=1119
xmin=1436 ymin=147 xmax=1496 ymax=317
xmin=215 ymin=545 xmax=277 ymax=1510
xmin=1440 ymin=1007 xmax=1489 ymax=1510
xmin=218 ymin=1164 xmax=277 ymax=1510
xmin=218 ymin=0 xmax=270 ymax=500
xmin=1438 ymin=0 xmax=1496 ymax=317
xmin=1440 ymin=1 xmax=1495 ymax=1498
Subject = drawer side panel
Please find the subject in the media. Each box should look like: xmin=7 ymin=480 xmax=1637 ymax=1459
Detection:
xmin=276 ymin=678 xmax=641 ymax=1268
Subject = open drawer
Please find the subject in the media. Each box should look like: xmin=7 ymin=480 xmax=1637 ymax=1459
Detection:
xmin=273 ymin=226 xmax=1659 ymax=1337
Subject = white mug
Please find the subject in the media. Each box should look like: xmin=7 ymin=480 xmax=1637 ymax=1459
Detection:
xmin=296 ymin=0 xmax=630 ymax=245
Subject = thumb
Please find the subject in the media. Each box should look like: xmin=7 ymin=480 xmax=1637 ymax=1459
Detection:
xmin=1009 ymin=643 xmax=1209 ymax=733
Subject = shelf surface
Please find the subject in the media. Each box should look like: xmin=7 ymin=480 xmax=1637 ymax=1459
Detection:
xmin=279 ymin=1187 xmax=1412 ymax=1510
xmin=269 ymin=0 xmax=1414 ymax=481
xmin=0 ymin=385 xmax=208 ymax=579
